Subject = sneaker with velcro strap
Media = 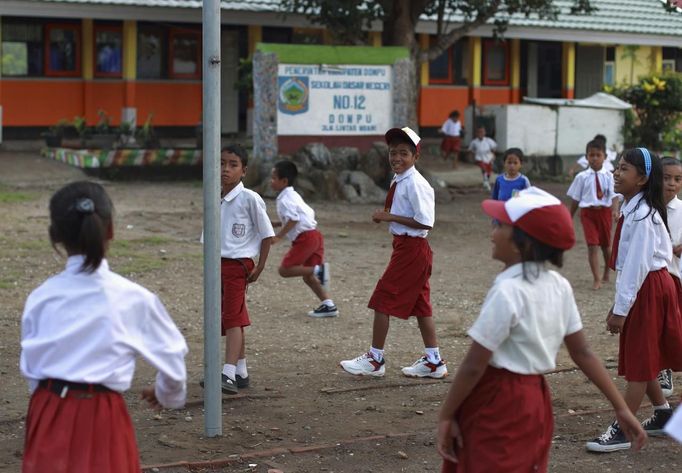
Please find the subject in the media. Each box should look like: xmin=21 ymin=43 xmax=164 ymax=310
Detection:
xmin=401 ymin=356 xmax=448 ymax=379
xmin=307 ymin=303 xmax=339 ymax=318
xmin=585 ymin=421 xmax=631 ymax=452
xmin=641 ymin=408 xmax=673 ymax=437
xmin=340 ymin=352 xmax=385 ymax=377
xmin=657 ymin=369 xmax=674 ymax=398
xmin=199 ymin=374 xmax=239 ymax=395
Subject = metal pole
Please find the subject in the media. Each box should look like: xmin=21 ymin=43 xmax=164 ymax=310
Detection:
xmin=202 ymin=0 xmax=222 ymax=438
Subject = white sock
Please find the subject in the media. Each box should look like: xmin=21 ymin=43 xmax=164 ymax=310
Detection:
xmin=313 ymin=264 xmax=321 ymax=277
xmin=222 ymin=363 xmax=236 ymax=380
xmin=236 ymin=359 xmax=248 ymax=378
xmin=425 ymin=347 xmax=441 ymax=364
xmin=322 ymin=299 xmax=334 ymax=307
xmin=369 ymin=346 xmax=384 ymax=362
xmin=654 ymin=402 xmax=670 ymax=410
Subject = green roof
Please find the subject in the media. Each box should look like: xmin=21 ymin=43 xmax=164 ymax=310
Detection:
xmin=256 ymin=43 xmax=409 ymax=65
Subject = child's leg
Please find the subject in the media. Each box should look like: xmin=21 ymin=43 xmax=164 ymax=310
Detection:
xmin=601 ymin=244 xmax=612 ymax=282
xmin=371 ymin=311 xmax=390 ymax=350
xmin=417 ymin=316 xmax=438 ymax=348
xmin=225 ymin=327 xmax=242 ymax=368
xmin=645 ymin=378 xmax=667 ymax=407
xmin=588 ymin=245 xmax=602 ymax=289
xmin=278 ymin=265 xmax=311 ymax=278
xmin=303 ymin=272 xmax=330 ymax=301
xmin=623 ymin=380 xmax=648 ymax=414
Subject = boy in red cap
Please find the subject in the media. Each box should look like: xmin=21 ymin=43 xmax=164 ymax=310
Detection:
xmin=340 ymin=126 xmax=447 ymax=379
xmin=437 ymin=186 xmax=645 ymax=472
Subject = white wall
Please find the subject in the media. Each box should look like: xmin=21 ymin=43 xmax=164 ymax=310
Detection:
xmin=556 ymin=108 xmax=623 ymax=155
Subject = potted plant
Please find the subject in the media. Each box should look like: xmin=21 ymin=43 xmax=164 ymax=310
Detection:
xmin=41 ymin=119 xmax=69 ymax=147
xmin=117 ymin=120 xmax=136 ymax=148
xmin=136 ymin=114 xmax=160 ymax=149
xmin=72 ymin=115 xmax=89 ymax=147
xmin=87 ymin=109 xmax=118 ymax=149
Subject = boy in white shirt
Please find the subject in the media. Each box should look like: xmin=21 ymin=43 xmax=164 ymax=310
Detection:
xmin=468 ymin=126 xmax=497 ymax=191
xmin=439 ymin=110 xmax=463 ymax=169
xmin=270 ymin=160 xmax=338 ymax=318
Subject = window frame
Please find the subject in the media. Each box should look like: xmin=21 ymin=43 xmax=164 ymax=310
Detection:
xmin=168 ymin=27 xmax=201 ymax=80
xmin=428 ymin=38 xmax=454 ymax=85
xmin=482 ymin=39 xmax=510 ymax=86
xmin=93 ymin=23 xmax=123 ymax=78
xmin=44 ymin=22 xmax=81 ymax=77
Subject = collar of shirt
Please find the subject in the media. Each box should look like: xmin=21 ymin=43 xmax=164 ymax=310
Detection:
xmin=393 ymin=165 xmax=416 ymax=184
xmin=65 ymin=254 xmax=110 ymax=274
xmin=276 ymin=186 xmax=294 ymax=202
xmin=668 ymin=196 xmax=682 ymax=211
xmin=223 ymin=182 xmax=245 ymax=203
xmin=493 ymin=262 xmax=545 ymax=285
xmin=621 ymin=191 xmax=645 ymax=217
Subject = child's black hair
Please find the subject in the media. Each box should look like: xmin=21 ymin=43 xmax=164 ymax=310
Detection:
xmin=49 ymin=181 xmax=114 ymax=273
xmin=511 ymin=226 xmax=564 ymax=280
xmin=593 ymin=134 xmax=607 ymax=145
xmin=661 ymin=156 xmax=682 ymax=169
xmin=387 ymin=135 xmax=417 ymax=155
xmin=221 ymin=144 xmax=248 ymax=167
xmin=586 ymin=139 xmax=606 ymax=155
xmin=274 ymin=160 xmax=298 ymax=186
xmin=449 ymin=110 xmax=460 ymax=119
xmin=503 ymin=147 xmax=524 ymax=163
xmin=621 ymin=148 xmax=668 ymax=232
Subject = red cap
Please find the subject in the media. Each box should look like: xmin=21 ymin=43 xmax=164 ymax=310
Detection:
xmin=385 ymin=127 xmax=421 ymax=152
xmin=481 ymin=187 xmax=575 ymax=250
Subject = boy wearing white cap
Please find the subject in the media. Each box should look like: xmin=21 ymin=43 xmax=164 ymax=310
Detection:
xmin=437 ymin=187 xmax=645 ymax=472
xmin=340 ymin=126 xmax=447 ymax=379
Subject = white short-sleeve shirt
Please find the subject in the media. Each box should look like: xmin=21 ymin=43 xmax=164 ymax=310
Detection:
xmin=566 ymin=167 xmax=616 ymax=207
xmin=441 ymin=118 xmax=462 ymax=137
xmin=387 ymin=166 xmax=435 ymax=238
xmin=468 ymin=137 xmax=497 ymax=164
xmin=667 ymin=197 xmax=682 ymax=279
xmin=276 ymin=186 xmax=317 ymax=241
xmin=20 ymin=256 xmax=188 ymax=408
xmin=219 ymin=182 xmax=275 ymax=259
xmin=468 ymin=263 xmax=583 ymax=374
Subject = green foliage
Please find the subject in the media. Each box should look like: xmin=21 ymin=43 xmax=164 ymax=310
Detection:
xmin=234 ymin=57 xmax=253 ymax=97
xmin=95 ymin=109 xmax=112 ymax=134
xmin=609 ymin=73 xmax=682 ymax=151
xmin=72 ymin=116 xmax=88 ymax=139
xmin=49 ymin=118 xmax=70 ymax=137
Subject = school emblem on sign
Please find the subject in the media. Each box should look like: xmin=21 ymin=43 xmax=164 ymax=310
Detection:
xmin=278 ymin=76 xmax=309 ymax=115
xmin=232 ymin=223 xmax=246 ymax=238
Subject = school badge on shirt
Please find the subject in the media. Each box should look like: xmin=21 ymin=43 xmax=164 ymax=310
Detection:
xmin=232 ymin=223 xmax=246 ymax=238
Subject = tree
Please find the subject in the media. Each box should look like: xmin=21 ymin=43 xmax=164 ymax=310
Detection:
xmin=280 ymin=0 xmax=595 ymax=128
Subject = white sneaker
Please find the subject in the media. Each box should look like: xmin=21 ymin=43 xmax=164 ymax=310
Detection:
xmin=340 ymin=352 xmax=385 ymax=377
xmin=483 ymin=180 xmax=491 ymax=192
xmin=401 ymin=356 xmax=448 ymax=379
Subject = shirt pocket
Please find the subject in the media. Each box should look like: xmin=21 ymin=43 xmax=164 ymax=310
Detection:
xmin=230 ymin=220 xmax=250 ymax=239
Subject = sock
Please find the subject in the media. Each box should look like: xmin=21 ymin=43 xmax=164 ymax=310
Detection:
xmin=222 ymin=363 xmax=236 ymax=380
xmin=236 ymin=359 xmax=248 ymax=378
xmin=654 ymin=402 xmax=670 ymax=410
xmin=322 ymin=299 xmax=334 ymax=307
xmin=369 ymin=346 xmax=384 ymax=362
xmin=425 ymin=347 xmax=441 ymax=364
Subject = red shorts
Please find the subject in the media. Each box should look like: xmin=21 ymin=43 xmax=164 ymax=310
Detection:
xmin=618 ymin=269 xmax=682 ymax=381
xmin=442 ymin=367 xmax=553 ymax=473
xmin=221 ymin=258 xmax=255 ymax=333
xmin=368 ymin=235 xmax=432 ymax=319
xmin=281 ymin=229 xmax=324 ymax=268
xmin=580 ymin=207 xmax=612 ymax=247
xmin=23 ymin=386 xmax=140 ymax=473
xmin=441 ymin=136 xmax=461 ymax=154
xmin=477 ymin=161 xmax=493 ymax=175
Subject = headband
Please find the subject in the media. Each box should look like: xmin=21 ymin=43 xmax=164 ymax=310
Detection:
xmin=638 ymin=147 xmax=652 ymax=177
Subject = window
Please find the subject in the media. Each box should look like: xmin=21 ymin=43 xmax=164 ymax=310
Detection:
xmin=1 ymin=20 xmax=43 ymax=76
xmin=483 ymin=39 xmax=509 ymax=86
xmin=137 ymin=25 xmax=165 ymax=79
xmin=663 ymin=47 xmax=682 ymax=73
xmin=292 ymin=28 xmax=324 ymax=45
xmin=94 ymin=24 xmax=122 ymax=77
xmin=169 ymin=28 xmax=200 ymax=79
xmin=429 ymin=45 xmax=452 ymax=83
xmin=604 ymin=46 xmax=615 ymax=86
xmin=428 ymin=37 xmax=469 ymax=85
xmin=45 ymin=23 xmax=81 ymax=77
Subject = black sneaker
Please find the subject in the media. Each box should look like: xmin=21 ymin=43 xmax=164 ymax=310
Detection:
xmin=585 ymin=421 xmax=631 ymax=452
xmin=236 ymin=374 xmax=249 ymax=389
xmin=658 ymin=369 xmax=674 ymax=398
xmin=641 ymin=408 xmax=673 ymax=437
xmin=199 ymin=374 xmax=238 ymax=395
xmin=307 ymin=303 xmax=339 ymax=318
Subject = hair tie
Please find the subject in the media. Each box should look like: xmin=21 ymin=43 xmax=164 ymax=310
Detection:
xmin=73 ymin=197 xmax=95 ymax=214
xmin=638 ymin=147 xmax=652 ymax=177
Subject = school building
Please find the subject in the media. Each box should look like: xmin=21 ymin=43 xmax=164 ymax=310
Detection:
xmin=0 ymin=0 xmax=680 ymax=139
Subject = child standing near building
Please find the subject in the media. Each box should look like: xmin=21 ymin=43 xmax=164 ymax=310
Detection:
xmin=21 ymin=181 xmax=188 ymax=473
xmin=340 ymin=126 xmax=447 ymax=379
xmin=208 ymin=145 xmax=274 ymax=394
xmin=270 ymin=160 xmax=338 ymax=318
xmin=437 ymin=187 xmax=646 ymax=472
xmin=440 ymin=110 xmax=463 ymax=169
xmin=567 ymin=139 xmax=619 ymax=290
xmin=587 ymin=148 xmax=682 ymax=452
xmin=468 ymin=126 xmax=497 ymax=191
xmin=568 ymin=134 xmax=618 ymax=177
xmin=491 ymin=147 xmax=531 ymax=201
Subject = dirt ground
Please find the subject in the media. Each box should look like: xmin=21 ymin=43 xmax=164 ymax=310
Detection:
xmin=0 ymin=151 xmax=680 ymax=473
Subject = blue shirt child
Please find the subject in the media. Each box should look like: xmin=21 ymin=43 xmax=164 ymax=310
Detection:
xmin=492 ymin=174 xmax=531 ymax=201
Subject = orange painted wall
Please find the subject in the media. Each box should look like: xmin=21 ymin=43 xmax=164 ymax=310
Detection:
xmin=135 ymin=82 xmax=202 ymax=126
xmin=477 ymin=87 xmax=513 ymax=105
xmin=3 ymin=80 xmax=84 ymax=126
xmin=85 ymin=82 xmax=125 ymax=124
xmin=419 ymin=87 xmax=469 ymax=127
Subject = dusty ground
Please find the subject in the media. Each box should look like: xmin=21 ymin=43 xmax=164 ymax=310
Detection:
xmin=0 ymin=151 xmax=680 ymax=473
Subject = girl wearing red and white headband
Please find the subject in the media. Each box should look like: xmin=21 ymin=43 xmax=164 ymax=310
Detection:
xmin=437 ymin=187 xmax=645 ymax=472
xmin=586 ymin=148 xmax=682 ymax=452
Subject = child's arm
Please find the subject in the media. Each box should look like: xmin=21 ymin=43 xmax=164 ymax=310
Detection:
xmin=437 ymin=341 xmax=493 ymax=463
xmin=371 ymin=211 xmax=432 ymax=229
xmin=564 ymin=330 xmax=647 ymax=450
xmin=273 ymin=220 xmax=297 ymax=244
xmin=491 ymin=178 xmax=500 ymax=200
xmin=611 ymin=196 xmax=620 ymax=221
xmin=248 ymin=237 xmax=273 ymax=283
xmin=568 ymin=199 xmax=579 ymax=218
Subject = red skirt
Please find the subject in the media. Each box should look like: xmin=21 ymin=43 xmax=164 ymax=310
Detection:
xmin=368 ymin=235 xmax=432 ymax=319
xmin=442 ymin=367 xmax=553 ymax=473
xmin=477 ymin=161 xmax=493 ymax=175
xmin=23 ymin=386 xmax=140 ymax=473
xmin=281 ymin=229 xmax=324 ymax=268
xmin=580 ymin=207 xmax=612 ymax=247
xmin=441 ymin=136 xmax=461 ymax=153
xmin=619 ymin=269 xmax=682 ymax=381
xmin=221 ymin=258 xmax=255 ymax=333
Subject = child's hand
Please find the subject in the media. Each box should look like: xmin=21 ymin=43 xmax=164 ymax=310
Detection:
xmin=614 ymin=408 xmax=647 ymax=451
xmin=372 ymin=210 xmax=391 ymax=223
xmin=606 ymin=313 xmax=625 ymax=334
xmin=436 ymin=418 xmax=462 ymax=464
xmin=673 ymin=244 xmax=682 ymax=258
xmin=248 ymin=265 xmax=264 ymax=283
xmin=141 ymin=386 xmax=162 ymax=411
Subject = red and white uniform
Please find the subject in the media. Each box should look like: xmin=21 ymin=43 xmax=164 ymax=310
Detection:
xmin=20 ymin=255 xmax=188 ymax=473
xmin=567 ymin=167 xmax=616 ymax=246
xmin=276 ymin=186 xmax=324 ymax=268
xmin=368 ymin=166 xmax=435 ymax=319
xmin=443 ymin=262 xmax=583 ymax=473
xmin=440 ymin=118 xmax=462 ymax=154
xmin=468 ymin=136 xmax=496 ymax=174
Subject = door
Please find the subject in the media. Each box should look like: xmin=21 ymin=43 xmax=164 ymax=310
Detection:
xmin=221 ymin=30 xmax=238 ymax=134
xmin=536 ymin=42 xmax=562 ymax=98
xmin=575 ymin=45 xmax=604 ymax=98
